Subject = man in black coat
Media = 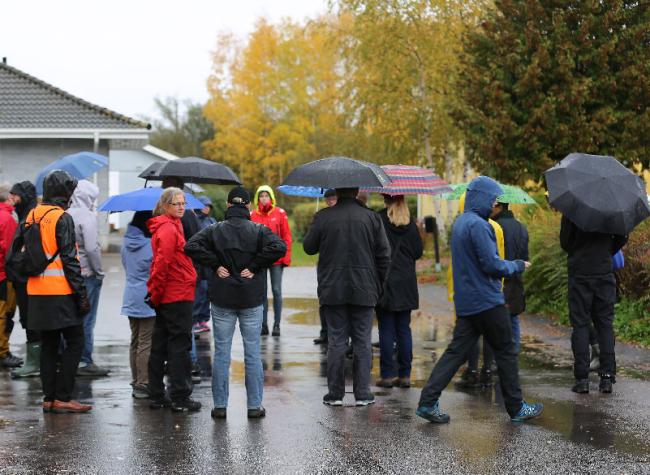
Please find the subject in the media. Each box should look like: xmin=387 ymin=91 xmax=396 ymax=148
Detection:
xmin=303 ymin=188 xmax=391 ymax=406
xmin=560 ymin=215 xmax=627 ymax=394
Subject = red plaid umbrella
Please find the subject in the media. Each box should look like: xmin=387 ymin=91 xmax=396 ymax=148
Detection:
xmin=361 ymin=164 xmax=452 ymax=196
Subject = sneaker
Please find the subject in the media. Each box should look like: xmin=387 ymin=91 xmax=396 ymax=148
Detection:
xmin=511 ymin=401 xmax=544 ymax=422
xmin=1 ymin=352 xmax=24 ymax=368
xmin=192 ymin=323 xmax=203 ymax=334
xmin=171 ymin=398 xmax=202 ymax=413
xmin=247 ymin=406 xmax=266 ymax=418
xmin=149 ymin=396 xmax=172 ymax=410
xmin=77 ymin=363 xmax=110 ymax=377
xmin=416 ymin=401 xmax=450 ymax=423
xmin=396 ymin=377 xmax=411 ymax=388
xmin=211 ymin=407 xmax=227 ymax=419
xmin=261 ymin=325 xmax=269 ymax=336
xmin=376 ymin=378 xmax=396 ymax=388
xmin=571 ymin=379 xmax=590 ymax=394
xmin=200 ymin=322 xmax=211 ymax=333
xmin=313 ymin=336 xmax=328 ymax=345
xmin=272 ymin=324 xmax=280 ymax=337
xmin=191 ymin=364 xmax=202 ymax=384
xmin=323 ymin=393 xmax=343 ymax=406
xmin=455 ymin=369 xmax=480 ymax=389
xmin=132 ymin=386 xmax=149 ymax=399
xmin=599 ymin=374 xmax=615 ymax=393
xmin=51 ymin=400 xmax=92 ymax=414
xmin=355 ymin=395 xmax=376 ymax=406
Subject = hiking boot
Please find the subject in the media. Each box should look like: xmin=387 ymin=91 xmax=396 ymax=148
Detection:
xmin=171 ymin=398 xmax=202 ymax=413
xmin=313 ymin=336 xmax=328 ymax=345
xmin=261 ymin=324 xmax=269 ymax=336
xmin=396 ymin=377 xmax=411 ymax=388
xmin=599 ymin=374 xmax=615 ymax=393
xmin=355 ymin=395 xmax=376 ymax=406
xmin=589 ymin=344 xmax=600 ymax=371
xmin=322 ymin=393 xmax=343 ymax=406
xmin=132 ymin=386 xmax=149 ymax=399
xmin=11 ymin=342 xmax=40 ymax=378
xmin=149 ymin=396 xmax=172 ymax=410
xmin=77 ymin=363 xmax=110 ymax=377
xmin=1 ymin=352 xmax=23 ymax=368
xmin=416 ymin=401 xmax=450 ymax=423
xmin=376 ymin=378 xmax=396 ymax=388
xmin=455 ymin=369 xmax=480 ymax=389
xmin=51 ymin=400 xmax=92 ymax=414
xmin=191 ymin=363 xmax=202 ymax=384
xmin=211 ymin=407 xmax=227 ymax=419
xmin=42 ymin=401 xmax=53 ymax=413
xmin=272 ymin=324 xmax=280 ymax=337
xmin=479 ymin=369 xmax=493 ymax=387
xmin=247 ymin=406 xmax=266 ymax=418
xmin=571 ymin=379 xmax=590 ymax=394
xmin=511 ymin=401 xmax=543 ymax=422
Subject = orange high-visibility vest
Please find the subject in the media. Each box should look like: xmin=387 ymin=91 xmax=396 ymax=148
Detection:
xmin=26 ymin=205 xmax=73 ymax=296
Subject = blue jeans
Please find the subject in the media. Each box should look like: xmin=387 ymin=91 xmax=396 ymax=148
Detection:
xmin=511 ymin=314 xmax=520 ymax=353
xmin=262 ymin=265 xmax=283 ymax=327
xmin=376 ymin=309 xmax=413 ymax=378
xmin=211 ymin=305 xmax=264 ymax=409
xmin=81 ymin=276 xmax=102 ymax=365
xmin=192 ymin=280 xmax=211 ymax=324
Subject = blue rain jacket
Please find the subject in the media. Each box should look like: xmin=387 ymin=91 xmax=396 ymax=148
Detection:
xmin=120 ymin=224 xmax=156 ymax=318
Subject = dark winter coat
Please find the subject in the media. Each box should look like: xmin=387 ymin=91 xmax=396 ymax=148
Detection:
xmin=377 ymin=209 xmax=423 ymax=312
xmin=184 ymin=205 xmax=286 ymax=309
xmin=560 ymin=215 xmax=628 ymax=277
xmin=494 ymin=210 xmax=529 ymax=315
xmin=303 ymin=197 xmax=391 ymax=307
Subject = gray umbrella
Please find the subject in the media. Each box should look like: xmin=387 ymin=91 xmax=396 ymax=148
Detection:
xmin=138 ymin=156 xmax=241 ymax=185
xmin=545 ymin=153 xmax=650 ymax=235
xmin=282 ymin=156 xmax=391 ymax=189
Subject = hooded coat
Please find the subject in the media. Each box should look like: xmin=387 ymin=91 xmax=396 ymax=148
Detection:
xmin=251 ymin=185 xmax=292 ymax=266
xmin=451 ymin=177 xmax=525 ymax=317
xmin=9 ymin=181 xmax=37 ymax=222
xmin=0 ymin=202 xmax=18 ymax=283
xmin=120 ymin=224 xmax=156 ymax=318
xmin=494 ymin=209 xmax=529 ymax=315
xmin=66 ymin=180 xmax=104 ymax=278
xmin=27 ymin=171 xmax=87 ymax=331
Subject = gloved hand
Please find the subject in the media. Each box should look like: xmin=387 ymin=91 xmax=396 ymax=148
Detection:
xmin=77 ymin=294 xmax=91 ymax=316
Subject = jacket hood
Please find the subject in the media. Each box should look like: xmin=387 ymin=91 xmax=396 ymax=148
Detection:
xmin=254 ymin=185 xmax=276 ymax=208
xmin=464 ymin=176 xmax=503 ymax=219
xmin=147 ymin=214 xmax=179 ymax=235
xmin=0 ymin=202 xmax=14 ymax=214
xmin=10 ymin=181 xmax=36 ymax=203
xmin=43 ymin=170 xmax=78 ymax=206
xmin=69 ymin=179 xmax=99 ymax=210
xmin=124 ymin=224 xmax=150 ymax=251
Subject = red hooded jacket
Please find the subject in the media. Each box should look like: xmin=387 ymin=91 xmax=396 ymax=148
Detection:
xmin=147 ymin=214 xmax=197 ymax=306
xmin=0 ymin=202 xmax=18 ymax=282
xmin=250 ymin=185 xmax=292 ymax=266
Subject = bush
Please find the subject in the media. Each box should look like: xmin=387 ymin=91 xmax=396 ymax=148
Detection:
xmin=617 ymin=219 xmax=650 ymax=300
xmin=292 ymin=202 xmax=318 ymax=241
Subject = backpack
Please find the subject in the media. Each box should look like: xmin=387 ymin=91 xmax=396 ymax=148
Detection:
xmin=6 ymin=207 xmax=61 ymax=280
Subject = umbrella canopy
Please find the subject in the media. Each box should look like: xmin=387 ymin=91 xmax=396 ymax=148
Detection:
xmin=439 ymin=183 xmax=537 ymax=205
xmin=282 ymin=156 xmax=390 ymax=189
xmin=98 ymin=187 xmax=205 ymax=212
xmin=35 ymin=152 xmax=108 ymax=195
xmin=360 ymin=164 xmax=452 ymax=196
xmin=545 ymin=153 xmax=650 ymax=235
xmin=138 ymin=156 xmax=241 ymax=185
xmin=276 ymin=185 xmax=325 ymax=198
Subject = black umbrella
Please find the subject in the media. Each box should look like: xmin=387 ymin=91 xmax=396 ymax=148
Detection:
xmin=545 ymin=153 xmax=650 ymax=235
xmin=282 ymin=156 xmax=391 ymax=189
xmin=138 ymin=156 xmax=241 ymax=185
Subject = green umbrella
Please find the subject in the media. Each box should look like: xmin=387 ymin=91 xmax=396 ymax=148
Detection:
xmin=438 ymin=183 xmax=537 ymax=205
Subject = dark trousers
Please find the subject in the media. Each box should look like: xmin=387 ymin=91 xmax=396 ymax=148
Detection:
xmin=14 ymin=281 xmax=40 ymax=343
xmin=568 ymin=274 xmax=616 ymax=379
xmin=148 ymin=301 xmax=194 ymax=402
xmin=322 ymin=304 xmax=373 ymax=400
xmin=419 ymin=305 xmax=523 ymax=417
xmin=40 ymin=325 xmax=84 ymax=402
xmin=192 ymin=280 xmax=211 ymax=324
xmin=376 ymin=309 xmax=412 ymax=378
xmin=262 ymin=265 xmax=284 ymax=327
xmin=318 ymin=306 xmax=328 ymax=339
xmin=467 ymin=337 xmax=493 ymax=372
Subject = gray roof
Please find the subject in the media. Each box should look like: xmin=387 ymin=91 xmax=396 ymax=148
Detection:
xmin=0 ymin=62 xmax=151 ymax=130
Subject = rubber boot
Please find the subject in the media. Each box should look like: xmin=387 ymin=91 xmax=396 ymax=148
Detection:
xmin=11 ymin=342 xmax=41 ymax=378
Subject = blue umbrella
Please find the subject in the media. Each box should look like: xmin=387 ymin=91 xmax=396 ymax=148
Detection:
xmin=35 ymin=152 xmax=109 ymax=195
xmin=98 ymin=187 xmax=205 ymax=212
xmin=276 ymin=185 xmax=325 ymax=198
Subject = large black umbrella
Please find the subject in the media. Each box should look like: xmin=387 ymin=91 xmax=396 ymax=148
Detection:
xmin=138 ymin=156 xmax=241 ymax=185
xmin=282 ymin=156 xmax=390 ymax=189
xmin=545 ymin=153 xmax=650 ymax=235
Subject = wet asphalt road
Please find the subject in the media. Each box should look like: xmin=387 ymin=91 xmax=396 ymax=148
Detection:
xmin=1 ymin=255 xmax=649 ymax=474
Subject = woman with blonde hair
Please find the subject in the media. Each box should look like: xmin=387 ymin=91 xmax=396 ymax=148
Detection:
xmin=146 ymin=187 xmax=200 ymax=412
xmin=376 ymin=194 xmax=423 ymax=388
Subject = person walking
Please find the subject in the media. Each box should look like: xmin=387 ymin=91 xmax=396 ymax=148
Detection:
xmin=66 ymin=180 xmax=109 ymax=377
xmin=417 ymin=176 xmax=543 ymax=423
xmin=313 ymin=189 xmax=337 ymax=345
xmin=303 ymin=188 xmax=391 ymax=407
xmin=251 ymin=185 xmax=292 ymax=337
xmin=185 ymin=186 xmax=286 ymax=419
xmin=560 ymin=214 xmax=627 ymax=394
xmin=7 ymin=181 xmax=40 ymax=378
xmin=0 ymin=185 xmax=21 ymax=368
xmin=120 ymin=211 xmax=155 ymax=399
xmin=375 ymin=195 xmax=423 ymax=389
xmin=192 ymin=195 xmax=217 ymax=335
xmin=26 ymin=171 xmax=92 ymax=414
xmin=146 ymin=187 xmax=200 ymax=412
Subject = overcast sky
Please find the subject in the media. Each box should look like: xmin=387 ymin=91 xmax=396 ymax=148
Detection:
xmin=1 ymin=0 xmax=327 ymax=123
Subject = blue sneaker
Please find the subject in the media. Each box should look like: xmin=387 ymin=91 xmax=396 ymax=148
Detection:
xmin=416 ymin=402 xmax=450 ymax=423
xmin=511 ymin=401 xmax=543 ymax=422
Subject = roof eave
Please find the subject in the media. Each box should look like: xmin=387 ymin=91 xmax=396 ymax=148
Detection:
xmin=0 ymin=128 xmax=151 ymax=140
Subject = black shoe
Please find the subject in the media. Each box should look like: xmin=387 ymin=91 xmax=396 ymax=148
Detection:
xmin=599 ymin=374 xmax=615 ymax=393
xmin=455 ymin=369 xmax=480 ymax=389
xmin=323 ymin=393 xmax=343 ymax=406
xmin=313 ymin=336 xmax=328 ymax=345
xmin=571 ymin=379 xmax=590 ymax=394
xmin=211 ymin=407 xmax=227 ymax=419
xmin=149 ymin=396 xmax=172 ymax=409
xmin=261 ymin=325 xmax=269 ymax=336
xmin=171 ymin=398 xmax=202 ymax=412
xmin=272 ymin=324 xmax=280 ymax=337
xmin=247 ymin=406 xmax=266 ymax=418
xmin=479 ymin=369 xmax=493 ymax=387
xmin=191 ymin=363 xmax=201 ymax=384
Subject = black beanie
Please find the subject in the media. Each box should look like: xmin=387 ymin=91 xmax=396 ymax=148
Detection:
xmin=227 ymin=186 xmax=250 ymax=205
